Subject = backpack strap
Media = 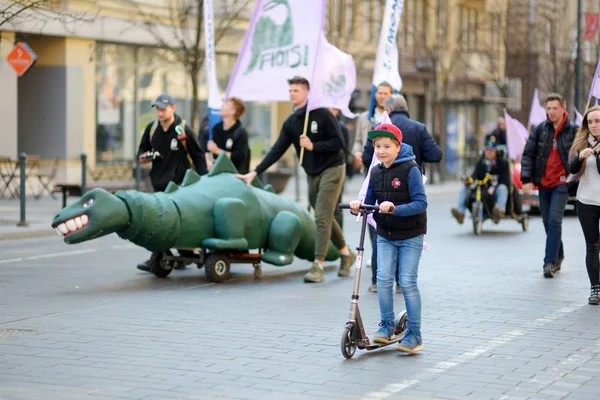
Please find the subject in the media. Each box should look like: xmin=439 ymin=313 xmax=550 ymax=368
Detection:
xmin=149 ymin=119 xmax=159 ymax=143
xmin=176 ymin=120 xmax=196 ymax=172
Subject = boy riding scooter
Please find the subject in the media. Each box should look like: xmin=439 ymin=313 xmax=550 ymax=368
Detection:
xmin=451 ymin=141 xmax=510 ymax=224
xmin=349 ymin=123 xmax=427 ymax=353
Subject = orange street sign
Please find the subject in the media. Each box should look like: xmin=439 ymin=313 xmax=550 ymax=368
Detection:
xmin=6 ymin=42 xmax=37 ymax=77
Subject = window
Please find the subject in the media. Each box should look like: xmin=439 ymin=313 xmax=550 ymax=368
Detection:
xmin=345 ymin=0 xmax=353 ymax=37
xmin=460 ymin=6 xmax=478 ymax=52
xmin=544 ymin=19 xmax=552 ymax=55
xmin=373 ymin=0 xmax=382 ymax=40
xmin=489 ymin=13 xmax=500 ymax=56
xmin=414 ymin=0 xmax=425 ymax=54
xmin=364 ymin=1 xmax=371 ymax=41
xmin=403 ymin=0 xmax=414 ymax=51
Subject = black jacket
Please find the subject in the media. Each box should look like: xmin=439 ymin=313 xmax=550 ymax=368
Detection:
xmin=521 ymin=117 xmax=577 ymax=187
xmin=485 ymin=127 xmax=507 ymax=146
xmin=471 ymin=156 xmax=510 ymax=187
xmin=567 ymin=145 xmax=600 ymax=176
xmin=202 ymin=120 xmax=250 ymax=174
xmin=370 ymin=159 xmax=427 ymax=240
xmin=362 ymin=110 xmax=442 ymax=169
xmin=255 ymin=106 xmax=345 ymax=176
xmin=137 ymin=114 xmax=208 ymax=192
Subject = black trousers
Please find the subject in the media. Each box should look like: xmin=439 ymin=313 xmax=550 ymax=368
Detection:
xmin=577 ymin=201 xmax=600 ymax=286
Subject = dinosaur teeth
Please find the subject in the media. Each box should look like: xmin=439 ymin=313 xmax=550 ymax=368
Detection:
xmin=55 ymin=214 xmax=89 ymax=237
xmin=66 ymin=220 xmax=77 ymax=232
xmin=57 ymin=223 xmax=69 ymax=235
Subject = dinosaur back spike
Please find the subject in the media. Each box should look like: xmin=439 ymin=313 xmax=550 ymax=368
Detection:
xmin=181 ymin=169 xmax=201 ymax=186
xmin=208 ymin=152 xmax=239 ymax=176
xmin=209 ymin=152 xmax=266 ymax=190
xmin=263 ymin=184 xmax=275 ymax=193
xmin=164 ymin=181 xmax=179 ymax=193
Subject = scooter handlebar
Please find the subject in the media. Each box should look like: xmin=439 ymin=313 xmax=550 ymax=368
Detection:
xmin=338 ymin=203 xmax=380 ymax=212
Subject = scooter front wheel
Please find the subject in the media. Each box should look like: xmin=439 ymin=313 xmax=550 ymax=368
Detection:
xmin=341 ymin=326 xmax=357 ymax=359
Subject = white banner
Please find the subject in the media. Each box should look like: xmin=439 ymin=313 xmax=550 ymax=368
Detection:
xmin=528 ymin=88 xmax=546 ymax=127
xmin=504 ymin=109 xmax=527 ymax=159
xmin=368 ymin=0 xmax=404 ymax=118
xmin=225 ymin=0 xmax=326 ymax=101
xmin=574 ymin=106 xmax=584 ymax=126
xmin=204 ymin=0 xmax=222 ymax=138
xmin=307 ymin=34 xmax=357 ymax=118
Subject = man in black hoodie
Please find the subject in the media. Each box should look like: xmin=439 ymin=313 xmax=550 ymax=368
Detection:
xmin=136 ymin=93 xmax=208 ymax=272
xmin=235 ymin=76 xmax=356 ymax=283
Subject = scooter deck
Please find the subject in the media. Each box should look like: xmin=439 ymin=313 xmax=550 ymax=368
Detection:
xmin=361 ymin=332 xmax=406 ymax=351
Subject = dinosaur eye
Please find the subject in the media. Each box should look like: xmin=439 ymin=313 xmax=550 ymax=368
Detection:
xmin=83 ymin=198 xmax=94 ymax=208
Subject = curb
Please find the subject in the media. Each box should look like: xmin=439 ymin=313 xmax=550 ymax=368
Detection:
xmin=0 ymin=229 xmax=56 ymax=241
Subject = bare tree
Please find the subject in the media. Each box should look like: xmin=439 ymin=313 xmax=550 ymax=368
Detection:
xmin=0 ymin=0 xmax=90 ymax=28
xmin=536 ymin=6 xmax=576 ymax=98
xmin=123 ymin=0 xmax=252 ymax=131
xmin=325 ymin=0 xmax=386 ymax=79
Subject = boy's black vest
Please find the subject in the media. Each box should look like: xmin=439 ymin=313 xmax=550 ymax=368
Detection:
xmin=371 ymin=160 xmax=427 ymax=240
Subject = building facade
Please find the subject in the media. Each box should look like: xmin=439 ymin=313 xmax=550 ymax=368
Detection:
xmin=506 ymin=0 xmax=600 ymax=124
xmin=0 ymin=0 xmax=508 ymax=180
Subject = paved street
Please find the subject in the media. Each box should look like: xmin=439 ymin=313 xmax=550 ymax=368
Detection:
xmin=1 ymin=183 xmax=599 ymax=400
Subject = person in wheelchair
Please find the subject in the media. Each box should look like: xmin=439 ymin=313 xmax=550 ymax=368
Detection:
xmin=451 ymin=141 xmax=510 ymax=224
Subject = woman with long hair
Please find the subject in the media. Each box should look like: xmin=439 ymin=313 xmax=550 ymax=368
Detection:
xmin=568 ymin=105 xmax=600 ymax=304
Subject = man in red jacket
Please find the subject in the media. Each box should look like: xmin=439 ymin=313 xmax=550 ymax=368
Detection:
xmin=521 ymin=93 xmax=577 ymax=278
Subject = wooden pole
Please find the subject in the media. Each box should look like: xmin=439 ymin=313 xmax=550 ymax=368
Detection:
xmin=583 ymin=98 xmax=592 ymax=116
xmin=298 ymin=110 xmax=310 ymax=165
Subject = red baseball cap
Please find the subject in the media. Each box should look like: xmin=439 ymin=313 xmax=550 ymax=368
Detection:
xmin=368 ymin=123 xmax=403 ymax=144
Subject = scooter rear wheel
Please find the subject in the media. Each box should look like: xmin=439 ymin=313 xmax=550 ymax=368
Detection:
xmin=394 ymin=311 xmax=408 ymax=335
xmin=341 ymin=326 xmax=357 ymax=359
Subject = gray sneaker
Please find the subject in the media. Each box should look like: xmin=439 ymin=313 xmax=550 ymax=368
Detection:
xmin=368 ymin=284 xmax=377 ymax=293
xmin=303 ymin=262 xmax=324 ymax=283
xmin=338 ymin=249 xmax=357 ymax=277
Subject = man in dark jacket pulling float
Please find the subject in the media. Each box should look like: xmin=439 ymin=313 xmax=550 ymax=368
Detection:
xmin=235 ymin=76 xmax=356 ymax=283
xmin=136 ymin=93 xmax=208 ymax=272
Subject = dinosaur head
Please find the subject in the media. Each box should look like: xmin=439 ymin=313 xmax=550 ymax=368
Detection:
xmin=51 ymin=188 xmax=130 ymax=244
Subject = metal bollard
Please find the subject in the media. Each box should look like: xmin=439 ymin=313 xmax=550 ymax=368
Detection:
xmin=80 ymin=153 xmax=87 ymax=194
xmin=16 ymin=152 xmax=29 ymax=227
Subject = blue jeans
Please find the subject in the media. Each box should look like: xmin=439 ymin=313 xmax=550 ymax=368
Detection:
xmin=376 ymin=234 xmax=423 ymax=334
xmin=457 ymin=184 xmax=508 ymax=213
xmin=368 ymin=224 xmax=378 ymax=285
xmin=538 ymin=184 xmax=568 ymax=264
xmin=494 ymin=184 xmax=508 ymax=213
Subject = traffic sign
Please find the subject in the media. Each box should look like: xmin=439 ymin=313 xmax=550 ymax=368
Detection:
xmin=6 ymin=42 xmax=37 ymax=77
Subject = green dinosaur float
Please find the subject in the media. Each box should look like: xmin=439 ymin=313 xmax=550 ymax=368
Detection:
xmin=51 ymin=153 xmax=340 ymax=281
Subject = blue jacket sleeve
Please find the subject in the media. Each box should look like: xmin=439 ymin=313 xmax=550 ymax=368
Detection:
xmin=393 ymin=167 xmax=428 ymax=217
xmin=420 ymin=126 xmax=443 ymax=163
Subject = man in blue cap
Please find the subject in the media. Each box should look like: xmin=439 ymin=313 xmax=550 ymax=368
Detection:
xmin=136 ymin=93 xmax=208 ymax=272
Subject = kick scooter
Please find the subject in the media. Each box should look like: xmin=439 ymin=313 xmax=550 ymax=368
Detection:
xmin=338 ymin=203 xmax=407 ymax=359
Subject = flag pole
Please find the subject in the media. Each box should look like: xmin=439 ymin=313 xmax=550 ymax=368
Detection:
xmin=583 ymin=98 xmax=592 ymax=115
xmin=299 ymin=110 xmax=310 ymax=165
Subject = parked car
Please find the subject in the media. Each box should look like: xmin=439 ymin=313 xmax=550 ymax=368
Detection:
xmin=512 ymin=159 xmax=576 ymax=213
